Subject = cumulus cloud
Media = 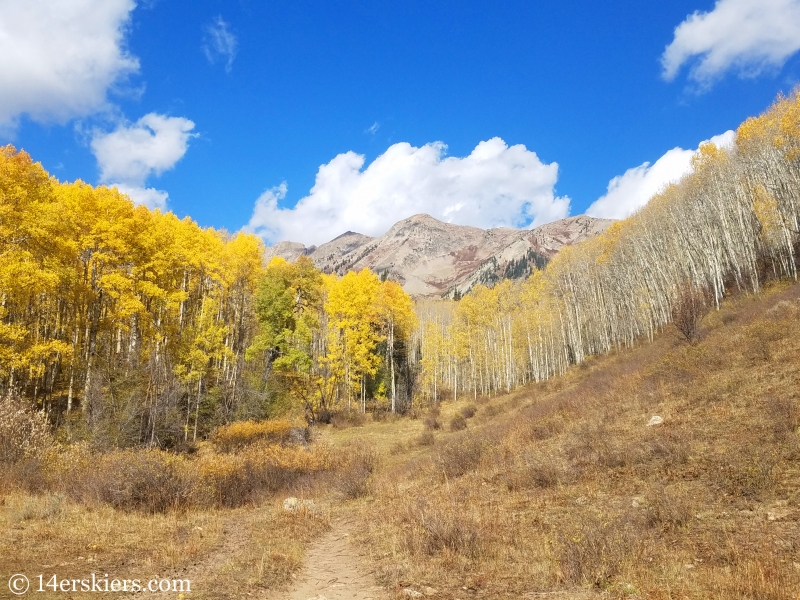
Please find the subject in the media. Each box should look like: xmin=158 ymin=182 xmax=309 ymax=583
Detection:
xmin=203 ymin=16 xmax=238 ymax=73
xmin=112 ymin=184 xmax=169 ymax=211
xmin=91 ymin=113 xmax=196 ymax=210
xmin=586 ymin=131 xmax=735 ymax=219
xmin=247 ymin=138 xmax=569 ymax=246
xmin=0 ymin=0 xmax=139 ymax=131
xmin=662 ymin=0 xmax=800 ymax=87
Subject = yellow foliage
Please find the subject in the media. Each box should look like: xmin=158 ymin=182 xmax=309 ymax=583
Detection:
xmin=737 ymin=92 xmax=800 ymax=160
xmin=691 ymin=140 xmax=726 ymax=171
xmin=210 ymin=418 xmax=301 ymax=451
xmin=752 ymin=184 xmax=783 ymax=242
xmin=414 ymin=91 xmax=800 ymax=398
xmin=0 ymin=145 xmax=266 ymax=441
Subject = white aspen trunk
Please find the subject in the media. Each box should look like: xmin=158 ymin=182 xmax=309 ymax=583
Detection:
xmin=193 ymin=377 xmax=202 ymax=443
xmin=390 ymin=318 xmax=396 ymax=413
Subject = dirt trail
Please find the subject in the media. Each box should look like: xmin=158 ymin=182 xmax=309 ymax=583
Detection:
xmin=115 ymin=509 xmax=387 ymax=600
xmin=117 ymin=510 xmax=253 ymax=600
xmin=271 ymin=519 xmax=388 ymax=600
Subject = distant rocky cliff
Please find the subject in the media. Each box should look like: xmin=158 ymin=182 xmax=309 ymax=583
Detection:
xmin=264 ymin=214 xmax=614 ymax=297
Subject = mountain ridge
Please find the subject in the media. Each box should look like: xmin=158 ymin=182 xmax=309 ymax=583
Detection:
xmin=264 ymin=213 xmax=614 ymax=297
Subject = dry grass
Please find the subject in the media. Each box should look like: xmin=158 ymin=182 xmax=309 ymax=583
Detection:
xmin=448 ymin=414 xmax=468 ymax=431
xmin=331 ymin=409 xmax=368 ymax=429
xmin=0 ymin=441 xmax=338 ymax=597
xmin=0 ymin=421 xmax=354 ymax=596
xmin=343 ymin=280 xmax=800 ymax=599
xmin=557 ymin=512 xmax=646 ymax=588
xmin=434 ymin=434 xmax=486 ymax=479
xmin=0 ymin=493 xmax=332 ymax=599
xmin=331 ymin=440 xmax=379 ymax=499
xmin=459 ymin=404 xmax=478 ymax=419
xmin=415 ymin=431 xmax=436 ymax=447
xmin=184 ymin=501 xmax=330 ymax=599
xmin=317 ymin=409 xmax=427 ymax=460
xmin=0 ymin=492 xmax=224 ymax=592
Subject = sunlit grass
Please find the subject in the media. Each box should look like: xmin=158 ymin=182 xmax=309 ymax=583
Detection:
xmin=340 ymin=281 xmax=800 ymax=599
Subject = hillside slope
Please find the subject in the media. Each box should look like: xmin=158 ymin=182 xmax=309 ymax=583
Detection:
xmin=264 ymin=214 xmax=613 ymax=297
xmin=331 ymin=280 xmax=800 ymax=599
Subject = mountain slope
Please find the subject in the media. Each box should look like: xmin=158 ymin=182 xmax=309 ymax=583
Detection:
xmin=351 ymin=280 xmax=800 ymax=599
xmin=264 ymin=214 xmax=614 ymax=296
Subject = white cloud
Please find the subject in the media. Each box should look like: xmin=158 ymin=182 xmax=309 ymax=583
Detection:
xmin=91 ymin=114 xmax=196 ymax=182
xmin=203 ymin=16 xmax=238 ymax=73
xmin=247 ymin=138 xmax=570 ymax=246
xmin=662 ymin=0 xmax=800 ymax=87
xmin=587 ymin=131 xmax=735 ymax=219
xmin=91 ymin=113 xmax=196 ymax=210
xmin=0 ymin=0 xmax=139 ymax=130
xmin=113 ymin=184 xmax=169 ymax=211
xmin=366 ymin=122 xmax=380 ymax=135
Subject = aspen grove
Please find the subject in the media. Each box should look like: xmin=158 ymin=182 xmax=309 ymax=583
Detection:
xmin=411 ymin=93 xmax=800 ymax=401
xmin=0 ymin=155 xmax=416 ymax=446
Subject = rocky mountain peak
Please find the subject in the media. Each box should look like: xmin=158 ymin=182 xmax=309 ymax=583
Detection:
xmin=264 ymin=214 xmax=614 ymax=297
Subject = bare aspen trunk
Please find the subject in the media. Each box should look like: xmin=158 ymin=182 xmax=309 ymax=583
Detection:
xmin=390 ymin=318 xmax=396 ymax=413
xmin=193 ymin=377 xmax=202 ymax=442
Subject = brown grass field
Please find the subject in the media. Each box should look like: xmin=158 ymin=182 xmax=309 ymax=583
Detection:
xmin=2 ymin=280 xmax=799 ymax=599
xmin=347 ymin=280 xmax=800 ymax=599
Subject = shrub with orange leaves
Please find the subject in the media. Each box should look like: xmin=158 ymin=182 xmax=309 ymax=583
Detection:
xmin=209 ymin=419 xmax=306 ymax=452
xmin=197 ymin=441 xmax=332 ymax=507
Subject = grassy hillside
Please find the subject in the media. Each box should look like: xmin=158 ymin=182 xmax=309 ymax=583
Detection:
xmin=337 ymin=280 xmax=800 ymax=599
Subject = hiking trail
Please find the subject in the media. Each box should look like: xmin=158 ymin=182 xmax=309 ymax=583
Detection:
xmin=269 ymin=518 xmax=388 ymax=600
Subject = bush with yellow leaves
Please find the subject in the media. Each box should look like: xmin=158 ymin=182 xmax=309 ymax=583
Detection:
xmin=210 ymin=419 xmax=307 ymax=452
xmin=197 ymin=442 xmax=332 ymax=507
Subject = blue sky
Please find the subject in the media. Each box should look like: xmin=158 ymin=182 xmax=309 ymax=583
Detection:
xmin=2 ymin=0 xmax=800 ymax=245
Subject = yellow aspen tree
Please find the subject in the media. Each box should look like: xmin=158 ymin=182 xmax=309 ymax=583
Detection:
xmin=376 ymin=280 xmax=417 ymax=412
xmin=324 ymin=269 xmax=383 ymax=412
